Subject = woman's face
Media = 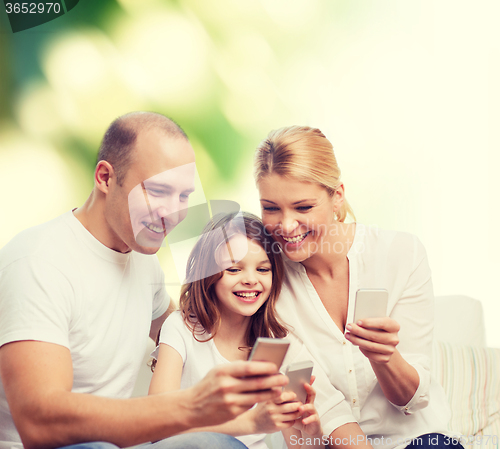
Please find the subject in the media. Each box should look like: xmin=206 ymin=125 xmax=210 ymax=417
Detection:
xmin=258 ymin=174 xmax=342 ymax=263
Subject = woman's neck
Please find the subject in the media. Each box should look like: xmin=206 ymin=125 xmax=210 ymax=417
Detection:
xmin=301 ymin=221 xmax=356 ymax=278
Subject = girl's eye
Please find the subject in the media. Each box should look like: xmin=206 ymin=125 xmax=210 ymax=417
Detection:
xmin=226 ymin=268 xmax=240 ymax=273
xmin=257 ymin=267 xmax=271 ymax=273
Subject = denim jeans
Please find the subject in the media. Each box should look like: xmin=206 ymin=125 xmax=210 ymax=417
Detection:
xmin=58 ymin=433 xmax=248 ymax=449
xmin=405 ymin=433 xmax=464 ymax=449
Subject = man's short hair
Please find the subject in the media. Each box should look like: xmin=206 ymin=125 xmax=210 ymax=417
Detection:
xmin=97 ymin=111 xmax=188 ymax=186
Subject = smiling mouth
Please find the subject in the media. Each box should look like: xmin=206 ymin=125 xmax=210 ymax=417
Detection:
xmin=281 ymin=231 xmax=309 ymax=244
xmin=233 ymin=291 xmax=260 ymax=299
xmin=143 ymin=221 xmax=166 ymax=235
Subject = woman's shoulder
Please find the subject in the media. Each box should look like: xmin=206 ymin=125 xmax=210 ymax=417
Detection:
xmin=353 ymin=223 xmax=424 ymax=255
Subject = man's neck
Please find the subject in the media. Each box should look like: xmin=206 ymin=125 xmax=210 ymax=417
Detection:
xmin=73 ymin=191 xmax=131 ymax=253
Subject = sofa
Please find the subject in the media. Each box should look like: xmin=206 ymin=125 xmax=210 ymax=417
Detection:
xmin=132 ymin=296 xmax=500 ymax=448
xmin=431 ymin=296 xmax=500 ymax=449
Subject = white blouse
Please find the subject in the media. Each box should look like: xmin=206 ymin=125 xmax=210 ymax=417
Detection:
xmin=276 ymin=224 xmax=451 ymax=449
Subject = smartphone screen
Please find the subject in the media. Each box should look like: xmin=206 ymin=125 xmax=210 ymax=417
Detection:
xmin=353 ymin=288 xmax=389 ymax=323
xmin=248 ymin=337 xmax=290 ymax=370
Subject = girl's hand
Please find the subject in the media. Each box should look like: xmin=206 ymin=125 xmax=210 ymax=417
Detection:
xmin=345 ymin=317 xmax=400 ymax=364
xmin=292 ymin=377 xmax=323 ymax=438
xmin=250 ymin=391 xmax=303 ymax=434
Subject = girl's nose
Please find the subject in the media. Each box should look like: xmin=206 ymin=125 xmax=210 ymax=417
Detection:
xmin=242 ymin=271 xmax=258 ymax=285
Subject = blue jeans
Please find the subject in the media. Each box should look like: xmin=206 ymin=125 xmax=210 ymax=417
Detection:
xmin=58 ymin=433 xmax=248 ymax=449
xmin=405 ymin=433 xmax=464 ymax=449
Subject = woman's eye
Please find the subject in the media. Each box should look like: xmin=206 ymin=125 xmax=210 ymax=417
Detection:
xmin=297 ymin=206 xmax=313 ymax=211
xmin=262 ymin=206 xmax=279 ymax=212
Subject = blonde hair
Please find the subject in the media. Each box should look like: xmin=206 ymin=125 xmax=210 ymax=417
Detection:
xmin=254 ymin=125 xmax=355 ymax=222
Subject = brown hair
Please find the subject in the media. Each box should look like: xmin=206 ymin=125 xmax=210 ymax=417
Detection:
xmin=254 ymin=125 xmax=355 ymax=222
xmin=151 ymin=212 xmax=288 ymax=371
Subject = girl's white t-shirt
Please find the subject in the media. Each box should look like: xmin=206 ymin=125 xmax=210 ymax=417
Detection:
xmin=157 ymin=311 xmax=354 ymax=449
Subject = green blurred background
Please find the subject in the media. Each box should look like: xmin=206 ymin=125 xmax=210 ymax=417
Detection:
xmin=1 ymin=0 xmax=499 ymax=344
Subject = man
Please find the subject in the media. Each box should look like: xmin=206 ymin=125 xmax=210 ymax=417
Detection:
xmin=0 ymin=112 xmax=286 ymax=449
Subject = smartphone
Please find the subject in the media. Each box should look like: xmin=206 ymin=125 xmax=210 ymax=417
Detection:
xmin=284 ymin=360 xmax=314 ymax=403
xmin=353 ymin=288 xmax=389 ymax=323
xmin=248 ymin=337 xmax=290 ymax=371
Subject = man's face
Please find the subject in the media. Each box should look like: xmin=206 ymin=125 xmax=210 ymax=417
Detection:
xmin=105 ymin=128 xmax=196 ymax=254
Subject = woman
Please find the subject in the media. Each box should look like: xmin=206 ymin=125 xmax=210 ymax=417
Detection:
xmin=253 ymin=126 xmax=459 ymax=449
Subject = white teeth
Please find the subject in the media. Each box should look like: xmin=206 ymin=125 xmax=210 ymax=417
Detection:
xmin=234 ymin=292 xmax=259 ymax=298
xmin=282 ymin=232 xmax=308 ymax=243
xmin=145 ymin=222 xmax=164 ymax=233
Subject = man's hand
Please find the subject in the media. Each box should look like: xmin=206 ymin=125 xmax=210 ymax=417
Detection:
xmin=184 ymin=361 xmax=288 ymax=428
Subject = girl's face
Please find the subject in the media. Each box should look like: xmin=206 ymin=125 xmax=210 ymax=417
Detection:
xmin=258 ymin=173 xmax=342 ymax=263
xmin=214 ymin=235 xmax=273 ymax=320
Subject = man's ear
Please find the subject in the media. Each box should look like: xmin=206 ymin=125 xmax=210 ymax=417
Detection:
xmin=95 ymin=161 xmax=115 ymax=194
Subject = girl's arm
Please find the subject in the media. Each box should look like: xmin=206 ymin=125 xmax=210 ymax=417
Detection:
xmin=282 ymin=382 xmax=373 ymax=449
xmin=149 ymin=343 xmax=183 ymax=394
xmin=149 ymin=343 xmax=301 ymax=436
xmin=282 ymin=381 xmax=324 ymax=449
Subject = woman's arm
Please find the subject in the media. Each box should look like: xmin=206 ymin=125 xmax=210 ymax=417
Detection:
xmin=345 ymin=319 xmax=419 ymax=405
xmin=345 ymin=235 xmax=433 ymax=409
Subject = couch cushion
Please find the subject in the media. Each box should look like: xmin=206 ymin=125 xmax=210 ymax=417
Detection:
xmin=432 ymin=340 xmax=500 ymax=448
xmin=434 ymin=296 xmax=486 ymax=347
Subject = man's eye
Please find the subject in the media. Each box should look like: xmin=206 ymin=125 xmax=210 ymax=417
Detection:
xmin=147 ymin=189 xmax=164 ymax=196
xmin=180 ymin=194 xmax=190 ymax=201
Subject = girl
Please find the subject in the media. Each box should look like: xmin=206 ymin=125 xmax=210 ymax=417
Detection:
xmin=149 ymin=212 xmax=326 ymax=449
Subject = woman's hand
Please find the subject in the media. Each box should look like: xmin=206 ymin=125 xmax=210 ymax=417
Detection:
xmin=292 ymin=377 xmax=323 ymax=438
xmin=344 ymin=317 xmax=400 ymax=364
xmin=250 ymin=390 xmax=303 ymax=434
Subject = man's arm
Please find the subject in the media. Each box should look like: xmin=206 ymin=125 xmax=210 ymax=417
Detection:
xmin=0 ymin=340 xmax=287 ymax=449
xmin=149 ymin=299 xmax=176 ymax=341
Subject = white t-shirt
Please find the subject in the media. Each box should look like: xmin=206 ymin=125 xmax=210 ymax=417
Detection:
xmin=276 ymin=224 xmax=452 ymax=449
xmin=0 ymin=211 xmax=169 ymax=449
xmin=157 ymin=311 xmax=355 ymax=449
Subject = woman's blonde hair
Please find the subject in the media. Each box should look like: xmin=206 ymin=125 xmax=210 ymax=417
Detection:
xmin=254 ymin=125 xmax=355 ymax=222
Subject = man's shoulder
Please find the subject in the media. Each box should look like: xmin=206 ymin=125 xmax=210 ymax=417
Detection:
xmin=0 ymin=212 xmax=75 ymax=270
